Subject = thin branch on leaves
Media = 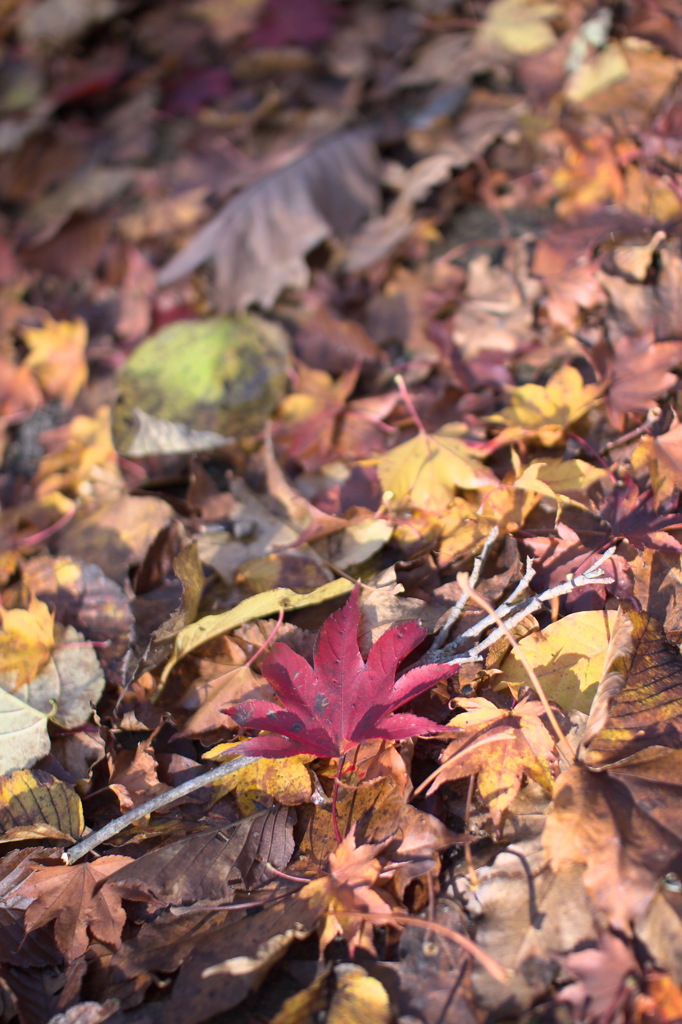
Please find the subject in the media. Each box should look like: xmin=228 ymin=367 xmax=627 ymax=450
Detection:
xmin=63 ymin=547 xmax=615 ymax=864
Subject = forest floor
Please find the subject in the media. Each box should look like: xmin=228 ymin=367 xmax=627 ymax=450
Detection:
xmin=3 ymin=1 xmax=682 ymax=1022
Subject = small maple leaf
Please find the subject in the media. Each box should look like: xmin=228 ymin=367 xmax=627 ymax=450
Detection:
xmin=299 ymin=824 xmax=396 ymax=956
xmin=18 ymin=856 xmax=151 ymax=961
xmin=426 ymin=696 xmax=558 ymax=825
xmin=598 ymin=477 xmax=682 ymax=552
xmin=225 ymin=587 xmax=455 ymax=758
xmin=488 ymin=364 xmax=602 ymax=449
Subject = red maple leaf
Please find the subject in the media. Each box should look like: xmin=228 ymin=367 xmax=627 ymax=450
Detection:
xmin=226 ymin=588 xmax=455 ymax=758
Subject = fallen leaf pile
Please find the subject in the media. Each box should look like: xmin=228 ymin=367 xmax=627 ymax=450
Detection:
xmin=3 ymin=0 xmax=682 ymax=1021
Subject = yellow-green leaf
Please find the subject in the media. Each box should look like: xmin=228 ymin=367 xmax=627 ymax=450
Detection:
xmin=377 ymin=427 xmax=495 ymax=511
xmin=500 ymin=610 xmax=618 ymax=713
xmin=161 ymin=577 xmax=354 ymax=683
xmin=489 ymin=365 xmax=602 ymax=448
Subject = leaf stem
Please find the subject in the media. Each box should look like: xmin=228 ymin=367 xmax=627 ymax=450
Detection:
xmin=394 ymin=373 xmax=427 ymax=436
xmin=331 ymin=753 xmax=347 ymax=844
xmin=334 ymin=909 xmax=510 ymax=982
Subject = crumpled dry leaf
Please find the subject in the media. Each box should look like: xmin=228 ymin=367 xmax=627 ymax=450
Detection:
xmin=300 ymin=825 xmax=396 ymax=957
xmin=543 ymin=605 xmax=682 ymax=930
xmin=427 ymin=696 xmax=558 ymax=826
xmin=158 ymin=131 xmax=380 ymax=311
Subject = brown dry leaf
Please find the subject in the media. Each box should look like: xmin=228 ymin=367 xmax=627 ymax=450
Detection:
xmin=427 ymin=696 xmax=558 ymax=826
xmin=531 ymin=234 xmax=605 ymax=330
xmin=21 ymin=554 xmax=133 ymax=687
xmin=452 ymin=243 xmax=543 ymax=359
xmin=300 ymin=826 xmax=396 ymax=957
xmin=18 ymin=855 xmax=148 ymax=961
xmin=382 ymin=900 xmax=477 ymax=1024
xmin=558 ymin=931 xmax=639 ymax=1020
xmin=22 ymin=318 xmax=88 ymax=407
xmin=601 ymin=334 xmax=682 ymax=430
xmin=157 ymin=131 xmax=380 ymax=311
xmin=115 ymin=246 xmax=157 ymax=342
xmin=106 ymin=738 xmax=169 ymax=813
xmin=147 ymin=898 xmax=319 ymax=1024
xmin=56 ymin=493 xmax=174 ymax=586
xmin=457 ymin=838 xmax=597 ymax=1015
xmin=543 ymin=605 xmax=682 ymax=929
xmin=631 ymin=416 xmax=682 ymax=509
xmin=190 ymin=0 xmax=267 ymax=44
xmin=107 ymin=805 xmax=295 ymax=903
xmin=0 ymin=357 xmax=43 ymax=460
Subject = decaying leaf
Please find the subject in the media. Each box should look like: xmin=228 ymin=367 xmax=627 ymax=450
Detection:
xmin=543 ymin=604 xmax=682 ymax=928
xmin=158 ymin=131 xmax=380 ymax=311
xmin=18 ymin=855 xmax=149 ymax=961
xmin=0 ymin=769 xmax=83 ymax=843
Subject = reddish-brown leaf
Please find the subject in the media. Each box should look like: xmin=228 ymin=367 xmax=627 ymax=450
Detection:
xmin=18 ymin=856 xmax=152 ymax=961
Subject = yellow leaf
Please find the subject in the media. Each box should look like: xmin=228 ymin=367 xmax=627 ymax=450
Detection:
xmin=564 ymin=41 xmax=629 ymax=103
xmin=327 ymin=965 xmax=392 ymax=1024
xmin=204 ymin=743 xmax=314 ymax=816
xmin=0 ymin=596 xmax=54 ymax=690
xmin=489 ymin=365 xmax=602 ymax=447
xmin=500 ymin=610 xmax=618 ymax=712
xmin=477 ymin=0 xmax=561 ymax=57
xmin=23 ymin=318 xmax=89 ymax=407
xmin=377 ymin=427 xmax=495 ymax=511
xmin=429 ymin=697 xmax=557 ymax=824
xmin=514 ymin=458 xmax=608 ymax=510
xmin=34 ymin=406 xmax=122 ymax=500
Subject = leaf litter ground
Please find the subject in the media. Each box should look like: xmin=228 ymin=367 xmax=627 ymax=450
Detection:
xmin=3 ymin=1 xmax=682 ymax=1022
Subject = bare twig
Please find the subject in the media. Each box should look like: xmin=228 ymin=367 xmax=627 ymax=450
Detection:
xmin=64 ymin=550 xmax=615 ymax=864
xmin=64 ymin=756 xmax=257 ymax=863
xmin=431 ymin=526 xmax=500 ymax=650
xmin=427 ymin=546 xmax=617 ymax=665
xmin=457 ymin=574 xmax=575 ymax=767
